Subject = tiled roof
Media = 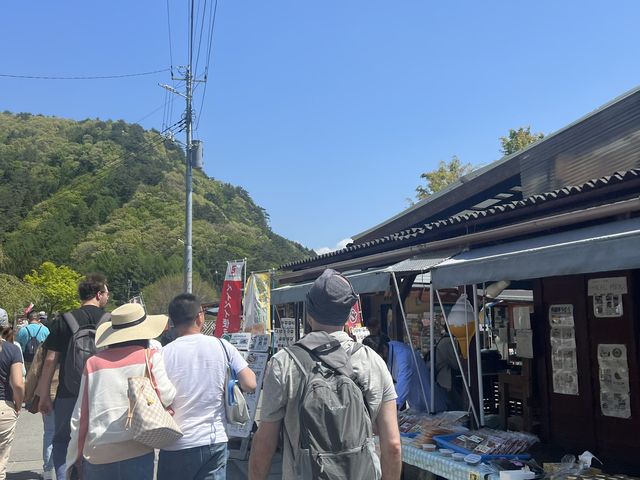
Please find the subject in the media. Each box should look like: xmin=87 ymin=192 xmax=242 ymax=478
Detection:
xmin=281 ymin=168 xmax=640 ymax=270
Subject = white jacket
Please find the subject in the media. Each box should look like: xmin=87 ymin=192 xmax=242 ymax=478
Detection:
xmin=67 ymin=345 xmax=176 ymax=466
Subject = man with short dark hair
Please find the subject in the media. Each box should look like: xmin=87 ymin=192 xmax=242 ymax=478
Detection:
xmin=17 ymin=310 xmax=49 ymax=370
xmin=249 ymin=269 xmax=402 ymax=480
xmin=158 ymin=293 xmax=257 ymax=480
xmin=36 ymin=272 xmax=109 ymax=480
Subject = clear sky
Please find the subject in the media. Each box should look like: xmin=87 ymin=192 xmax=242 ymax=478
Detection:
xmin=3 ymin=1 xmax=640 ymax=253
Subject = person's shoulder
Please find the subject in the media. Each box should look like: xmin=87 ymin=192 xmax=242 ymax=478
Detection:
xmin=2 ymin=340 xmax=21 ymax=356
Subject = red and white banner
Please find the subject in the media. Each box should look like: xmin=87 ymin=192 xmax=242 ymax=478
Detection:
xmin=214 ymin=261 xmax=245 ymax=337
xmin=346 ymin=298 xmax=363 ymax=332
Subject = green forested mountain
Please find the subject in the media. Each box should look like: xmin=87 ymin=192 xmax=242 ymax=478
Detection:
xmin=0 ymin=112 xmax=313 ymax=304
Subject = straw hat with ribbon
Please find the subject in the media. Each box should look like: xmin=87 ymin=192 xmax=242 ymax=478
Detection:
xmin=95 ymin=303 xmax=168 ymax=348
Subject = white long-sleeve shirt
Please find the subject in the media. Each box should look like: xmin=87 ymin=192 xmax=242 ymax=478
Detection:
xmin=67 ymin=345 xmax=176 ymax=466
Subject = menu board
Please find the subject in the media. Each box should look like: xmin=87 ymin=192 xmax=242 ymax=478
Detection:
xmin=598 ymin=344 xmax=631 ymax=419
xmin=549 ymin=304 xmax=579 ymax=396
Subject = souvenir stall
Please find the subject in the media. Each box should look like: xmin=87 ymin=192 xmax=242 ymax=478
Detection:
xmin=427 ymin=216 xmax=640 ymax=476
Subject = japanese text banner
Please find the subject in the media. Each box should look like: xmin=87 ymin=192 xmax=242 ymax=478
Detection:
xmin=214 ymin=261 xmax=245 ymax=337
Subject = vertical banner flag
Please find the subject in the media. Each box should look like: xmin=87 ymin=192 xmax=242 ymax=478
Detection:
xmin=243 ymin=273 xmax=271 ymax=333
xmin=214 ymin=260 xmax=245 ymax=337
xmin=346 ymin=298 xmax=363 ymax=333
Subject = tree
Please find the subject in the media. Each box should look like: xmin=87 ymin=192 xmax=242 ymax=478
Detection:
xmin=142 ymin=272 xmax=219 ymax=315
xmin=24 ymin=262 xmax=82 ymax=314
xmin=0 ymin=274 xmax=44 ymax=322
xmin=415 ymin=156 xmax=473 ymax=201
xmin=500 ymin=126 xmax=544 ymax=156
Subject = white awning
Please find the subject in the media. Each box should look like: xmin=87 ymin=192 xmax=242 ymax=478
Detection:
xmin=431 ymin=217 xmax=640 ymax=288
xmin=272 ymin=268 xmax=391 ymax=304
xmin=272 ymin=252 xmax=454 ymax=304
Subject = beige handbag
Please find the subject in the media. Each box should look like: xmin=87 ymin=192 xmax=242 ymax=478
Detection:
xmin=125 ymin=349 xmax=182 ymax=448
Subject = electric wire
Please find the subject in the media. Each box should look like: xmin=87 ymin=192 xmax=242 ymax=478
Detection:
xmin=0 ymin=68 xmax=170 ymax=80
xmin=195 ymin=0 xmax=218 ymax=131
xmin=194 ymin=0 xmax=208 ymax=78
xmin=166 ymin=0 xmax=174 ymax=76
xmin=135 ymin=103 xmax=167 ymax=126
xmin=56 ymin=118 xmax=187 ymax=195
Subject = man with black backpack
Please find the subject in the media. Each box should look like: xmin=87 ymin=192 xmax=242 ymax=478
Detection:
xmin=36 ymin=273 xmax=110 ymax=480
xmin=17 ymin=310 xmax=50 ymax=371
xmin=249 ymin=269 xmax=402 ymax=480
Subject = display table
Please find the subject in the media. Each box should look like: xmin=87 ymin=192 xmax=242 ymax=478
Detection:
xmin=401 ymin=444 xmax=496 ymax=480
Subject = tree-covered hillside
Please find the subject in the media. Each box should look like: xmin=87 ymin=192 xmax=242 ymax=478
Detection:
xmin=0 ymin=112 xmax=313 ymax=304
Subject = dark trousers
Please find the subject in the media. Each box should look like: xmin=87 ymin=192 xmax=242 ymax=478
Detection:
xmin=52 ymin=397 xmax=76 ymax=480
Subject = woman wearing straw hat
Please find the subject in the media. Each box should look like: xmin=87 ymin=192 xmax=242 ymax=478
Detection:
xmin=66 ymin=303 xmax=176 ymax=480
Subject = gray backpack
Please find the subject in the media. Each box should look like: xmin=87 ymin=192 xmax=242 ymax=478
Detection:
xmin=286 ymin=331 xmax=381 ymax=480
xmin=62 ymin=311 xmax=108 ymax=395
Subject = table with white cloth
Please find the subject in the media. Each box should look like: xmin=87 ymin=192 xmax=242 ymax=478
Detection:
xmin=401 ymin=444 xmax=497 ymax=480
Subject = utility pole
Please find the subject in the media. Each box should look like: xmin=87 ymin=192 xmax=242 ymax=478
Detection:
xmin=160 ymin=0 xmax=204 ymax=294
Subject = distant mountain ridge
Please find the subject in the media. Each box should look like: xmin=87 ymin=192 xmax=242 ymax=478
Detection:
xmin=0 ymin=111 xmax=313 ymax=302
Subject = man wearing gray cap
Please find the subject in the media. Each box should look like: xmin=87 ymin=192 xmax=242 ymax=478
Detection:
xmin=249 ymin=269 xmax=401 ymax=480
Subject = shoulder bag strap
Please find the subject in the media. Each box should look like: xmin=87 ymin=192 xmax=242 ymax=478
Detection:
xmin=216 ymin=337 xmax=231 ymax=364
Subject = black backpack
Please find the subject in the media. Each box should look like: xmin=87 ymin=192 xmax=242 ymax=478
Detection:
xmin=62 ymin=311 xmax=108 ymax=396
xmin=24 ymin=325 xmax=44 ymax=362
xmin=286 ymin=331 xmax=381 ymax=480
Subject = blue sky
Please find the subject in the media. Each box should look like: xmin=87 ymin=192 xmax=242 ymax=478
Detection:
xmin=3 ymin=1 xmax=640 ymax=253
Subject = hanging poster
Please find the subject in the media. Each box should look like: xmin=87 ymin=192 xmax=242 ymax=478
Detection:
xmin=598 ymin=344 xmax=631 ymax=419
xmin=549 ymin=305 xmax=579 ymax=396
xmin=226 ymin=350 xmax=269 ymax=438
xmin=588 ymin=277 xmax=627 ymax=318
xmin=515 ymin=329 xmax=534 ymax=359
xmin=214 ymin=260 xmax=245 ymax=336
xmin=277 ymin=318 xmax=296 ymax=348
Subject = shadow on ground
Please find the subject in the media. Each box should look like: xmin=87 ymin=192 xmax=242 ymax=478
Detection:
xmin=7 ymin=471 xmax=42 ymax=480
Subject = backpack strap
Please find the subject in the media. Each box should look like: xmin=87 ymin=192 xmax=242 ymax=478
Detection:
xmin=62 ymin=312 xmax=80 ymax=334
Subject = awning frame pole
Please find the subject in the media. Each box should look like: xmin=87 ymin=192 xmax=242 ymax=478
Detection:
xmin=435 ymin=289 xmax=480 ymax=427
xmin=429 ymin=284 xmax=435 ymax=414
xmin=472 ymin=284 xmax=485 ymax=427
xmin=392 ymin=272 xmax=430 ymax=414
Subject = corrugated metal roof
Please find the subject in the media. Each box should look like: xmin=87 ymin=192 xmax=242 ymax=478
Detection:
xmin=281 ymin=168 xmax=640 ymax=271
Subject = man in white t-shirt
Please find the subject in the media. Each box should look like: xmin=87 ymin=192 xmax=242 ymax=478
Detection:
xmin=158 ymin=293 xmax=257 ymax=480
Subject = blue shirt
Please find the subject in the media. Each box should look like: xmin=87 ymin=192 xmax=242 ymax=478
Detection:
xmin=17 ymin=323 xmax=50 ymax=353
xmin=386 ymin=340 xmax=448 ymax=413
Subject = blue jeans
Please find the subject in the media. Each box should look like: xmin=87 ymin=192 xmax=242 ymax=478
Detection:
xmin=158 ymin=442 xmax=228 ymax=480
xmin=82 ymin=451 xmax=154 ymax=480
xmin=42 ymin=411 xmax=55 ymax=473
xmin=52 ymin=396 xmax=76 ymax=480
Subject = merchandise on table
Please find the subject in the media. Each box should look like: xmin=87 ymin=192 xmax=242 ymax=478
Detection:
xmin=435 ymin=428 xmax=538 ymax=458
xmin=397 ymin=410 xmax=468 ymax=446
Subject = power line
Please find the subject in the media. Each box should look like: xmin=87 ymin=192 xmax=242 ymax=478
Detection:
xmin=166 ymin=0 xmax=174 ymax=74
xmin=0 ymin=68 xmax=170 ymax=80
xmin=196 ymin=0 xmax=218 ymax=131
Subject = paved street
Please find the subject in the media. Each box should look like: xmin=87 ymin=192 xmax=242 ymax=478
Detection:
xmin=8 ymin=411 xmax=282 ymax=479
